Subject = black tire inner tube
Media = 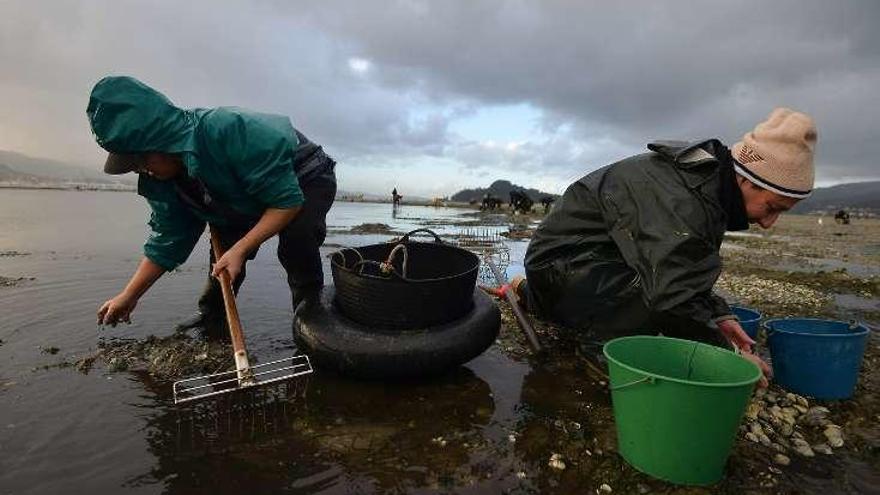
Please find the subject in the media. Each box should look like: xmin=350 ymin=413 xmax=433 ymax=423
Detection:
xmin=294 ymin=287 xmax=501 ymax=379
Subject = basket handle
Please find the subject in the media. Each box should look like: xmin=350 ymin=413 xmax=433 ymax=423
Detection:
xmin=351 ymin=257 xmax=414 ymax=281
xmin=400 ymin=228 xmax=443 ymax=244
xmin=330 ymin=246 xmax=364 ymax=270
xmin=383 ymin=244 xmax=409 ymax=278
xmin=351 ymin=259 xmax=396 ymax=279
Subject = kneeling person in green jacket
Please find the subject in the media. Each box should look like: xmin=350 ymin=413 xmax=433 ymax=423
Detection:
xmin=498 ymin=108 xmax=817 ymax=387
xmin=89 ymin=76 xmax=337 ymax=337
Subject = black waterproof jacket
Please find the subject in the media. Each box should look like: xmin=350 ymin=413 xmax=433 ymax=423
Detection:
xmin=524 ymin=139 xmax=749 ymax=347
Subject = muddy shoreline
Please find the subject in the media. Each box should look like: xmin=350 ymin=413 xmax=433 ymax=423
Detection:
xmin=492 ymin=215 xmax=880 ymax=494
xmin=20 ymin=212 xmax=880 ymax=494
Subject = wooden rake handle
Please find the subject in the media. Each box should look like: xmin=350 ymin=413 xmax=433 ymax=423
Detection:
xmin=209 ymin=227 xmax=253 ymax=380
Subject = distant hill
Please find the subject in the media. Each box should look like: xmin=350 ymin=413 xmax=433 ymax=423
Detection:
xmin=793 ymin=181 xmax=880 ymax=214
xmin=450 ymin=180 xmax=557 ymax=203
xmin=0 ymin=163 xmax=47 ymax=183
xmin=0 ymin=150 xmax=131 ymax=185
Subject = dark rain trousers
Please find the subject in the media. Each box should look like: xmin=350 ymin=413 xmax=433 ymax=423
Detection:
xmin=195 ymin=166 xmax=336 ymax=333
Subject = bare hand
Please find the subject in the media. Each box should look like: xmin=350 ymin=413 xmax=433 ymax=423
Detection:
xmin=741 ymin=351 xmax=773 ymax=388
xmin=718 ymin=319 xmax=755 ymax=354
xmin=717 ymin=319 xmax=771 ymax=386
xmin=98 ymin=292 xmax=138 ymax=327
xmin=478 ymin=284 xmax=509 ymax=299
xmin=211 ymin=246 xmax=246 ymax=282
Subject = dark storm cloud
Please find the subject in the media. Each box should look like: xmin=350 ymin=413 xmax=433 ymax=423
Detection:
xmin=0 ymin=1 xmax=456 ymax=164
xmin=1 ymin=0 xmax=878 ymax=189
xmin=292 ymin=0 xmax=880 ymax=180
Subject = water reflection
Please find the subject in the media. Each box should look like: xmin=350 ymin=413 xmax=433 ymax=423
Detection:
xmin=0 ymin=191 xmax=531 ymax=494
xmin=511 ymin=358 xmax=620 ymax=493
xmin=125 ymin=366 xmax=496 ymax=493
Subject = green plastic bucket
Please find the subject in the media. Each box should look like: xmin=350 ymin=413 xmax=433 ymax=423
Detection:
xmin=603 ymin=336 xmax=761 ymax=485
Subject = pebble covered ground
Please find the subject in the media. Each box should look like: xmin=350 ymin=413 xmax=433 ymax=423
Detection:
xmin=489 ymin=214 xmax=880 ymax=494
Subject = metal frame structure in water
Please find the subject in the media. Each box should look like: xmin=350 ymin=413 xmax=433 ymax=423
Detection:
xmin=173 ymin=355 xmax=314 ymax=404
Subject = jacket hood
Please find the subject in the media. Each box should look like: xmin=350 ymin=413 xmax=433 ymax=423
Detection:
xmin=87 ymin=76 xmax=197 ymax=154
xmin=647 ymin=139 xmax=726 ymax=165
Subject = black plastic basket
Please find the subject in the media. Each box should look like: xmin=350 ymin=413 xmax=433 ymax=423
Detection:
xmin=330 ymin=229 xmax=480 ymax=329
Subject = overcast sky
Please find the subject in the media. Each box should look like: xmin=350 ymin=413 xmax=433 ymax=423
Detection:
xmin=1 ymin=1 xmax=878 ymax=196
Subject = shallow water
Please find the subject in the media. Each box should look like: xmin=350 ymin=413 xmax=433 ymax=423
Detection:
xmin=2 ymin=190 xmax=876 ymax=494
xmin=0 ymin=190 xmax=579 ymax=494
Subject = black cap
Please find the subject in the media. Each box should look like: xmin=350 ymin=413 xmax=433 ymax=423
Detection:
xmin=103 ymin=152 xmax=145 ymax=175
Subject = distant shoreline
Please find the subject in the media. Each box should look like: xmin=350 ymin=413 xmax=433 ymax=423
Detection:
xmin=335 ymin=196 xmax=476 ymax=209
xmin=2 ymin=185 xmax=875 ymax=217
xmin=0 ymin=185 xmax=478 ymax=208
xmin=0 ymin=182 xmax=135 ymax=192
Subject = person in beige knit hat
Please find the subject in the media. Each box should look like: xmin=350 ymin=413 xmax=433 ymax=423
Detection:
xmin=483 ymin=107 xmax=817 ymax=387
xmin=731 ymin=108 xmax=817 ymax=228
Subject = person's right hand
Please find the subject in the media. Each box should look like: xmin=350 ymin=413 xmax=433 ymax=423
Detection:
xmin=97 ymin=292 xmax=138 ymax=327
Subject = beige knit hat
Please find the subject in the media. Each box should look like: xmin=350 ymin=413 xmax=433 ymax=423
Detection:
xmin=731 ymin=108 xmax=817 ymax=199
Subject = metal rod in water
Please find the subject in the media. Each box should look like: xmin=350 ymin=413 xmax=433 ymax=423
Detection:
xmin=484 ymin=257 xmax=542 ymax=353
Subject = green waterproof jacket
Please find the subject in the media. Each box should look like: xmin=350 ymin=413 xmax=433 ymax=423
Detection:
xmin=524 ymin=139 xmax=748 ymax=347
xmin=87 ymin=76 xmax=305 ymax=271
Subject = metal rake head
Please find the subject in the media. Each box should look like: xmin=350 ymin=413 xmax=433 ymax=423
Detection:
xmin=173 ymin=374 xmax=312 ymax=450
xmin=173 ymin=354 xmax=314 ymax=404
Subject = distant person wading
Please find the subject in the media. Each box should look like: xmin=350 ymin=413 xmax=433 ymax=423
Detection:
xmin=89 ymin=76 xmax=337 ymax=338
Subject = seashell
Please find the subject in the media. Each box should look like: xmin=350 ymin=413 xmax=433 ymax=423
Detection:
xmin=779 ymin=423 xmax=794 ymax=437
xmin=773 ymin=453 xmax=791 ymax=466
xmin=812 ymin=443 xmax=833 ymax=455
xmin=823 ymin=425 xmax=844 ymax=448
xmin=792 ymin=438 xmax=815 ymax=457
xmin=750 ymin=422 xmax=765 ymax=436
xmin=548 ymin=453 xmax=566 ymax=470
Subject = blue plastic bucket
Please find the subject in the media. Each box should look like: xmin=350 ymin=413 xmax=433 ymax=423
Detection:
xmin=731 ymin=306 xmax=762 ymax=340
xmin=766 ymin=318 xmax=870 ymax=399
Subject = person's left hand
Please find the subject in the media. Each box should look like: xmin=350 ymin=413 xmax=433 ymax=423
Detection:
xmin=741 ymin=351 xmax=772 ymax=388
xmin=718 ymin=319 xmax=755 ymax=354
xmin=718 ymin=319 xmax=772 ymax=387
xmin=212 ymin=246 xmax=246 ymax=282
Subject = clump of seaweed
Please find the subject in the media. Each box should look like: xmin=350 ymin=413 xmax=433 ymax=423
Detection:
xmin=74 ymin=334 xmax=233 ymax=380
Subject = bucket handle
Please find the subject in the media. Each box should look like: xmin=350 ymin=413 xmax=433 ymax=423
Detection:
xmin=400 ymin=228 xmax=444 ymax=244
xmin=764 ymin=319 xmax=864 ymax=336
xmin=610 ymin=375 xmax=656 ymax=391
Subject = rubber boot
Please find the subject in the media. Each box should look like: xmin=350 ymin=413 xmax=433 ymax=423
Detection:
xmin=574 ymin=333 xmax=608 ymax=366
xmin=174 ymin=277 xmax=229 ymax=340
xmin=292 ymin=286 xmax=322 ymax=316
